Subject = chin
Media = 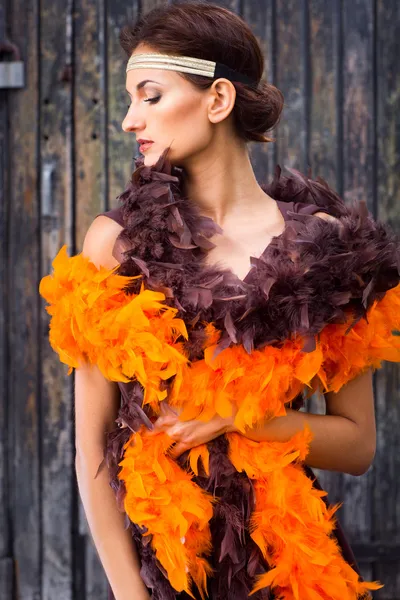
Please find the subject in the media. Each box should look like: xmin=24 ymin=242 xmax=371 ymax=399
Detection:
xmin=142 ymin=150 xmax=159 ymax=166
xmin=144 ymin=145 xmax=178 ymax=167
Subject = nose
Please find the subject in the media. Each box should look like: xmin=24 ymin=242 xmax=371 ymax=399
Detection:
xmin=122 ymin=106 xmax=145 ymax=133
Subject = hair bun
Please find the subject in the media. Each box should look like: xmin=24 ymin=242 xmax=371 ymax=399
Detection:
xmin=232 ymin=79 xmax=284 ymax=143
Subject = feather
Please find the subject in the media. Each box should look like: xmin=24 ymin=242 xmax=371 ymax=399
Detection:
xmin=39 ymin=147 xmax=400 ymax=599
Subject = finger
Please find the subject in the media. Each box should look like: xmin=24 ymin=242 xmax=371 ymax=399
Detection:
xmin=168 ymin=442 xmax=190 ymax=460
xmin=147 ymin=419 xmax=162 ymax=435
xmin=167 ymin=424 xmax=183 ymax=438
xmin=152 ymin=415 xmax=177 ymax=432
xmin=147 ymin=417 xmax=172 ymax=436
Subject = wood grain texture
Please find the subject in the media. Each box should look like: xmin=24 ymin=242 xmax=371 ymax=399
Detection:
xmin=107 ymin=0 xmax=139 ymax=207
xmin=209 ymin=0 xmax=240 ymax=10
xmin=40 ymin=0 xmax=75 ymax=598
xmin=374 ymin=367 xmax=400 ymax=597
xmin=7 ymin=0 xmax=41 ymax=598
xmin=373 ymin=1 xmax=400 ymax=595
xmin=303 ymin=0 xmax=343 ymax=508
xmin=0 ymin=0 xmax=14 ymax=594
xmin=342 ymin=0 xmax=375 ymax=208
xmin=306 ymin=0 xmax=344 ymax=562
xmin=308 ymin=0 xmax=339 ymax=184
xmin=241 ymin=0 xmax=276 ymax=185
xmin=142 ymin=0 xmax=166 ymax=11
xmin=339 ymin=0 xmax=375 ymax=584
xmin=74 ymin=0 xmax=109 ymax=595
xmin=169 ymin=0 xmax=240 ymax=12
xmin=275 ymin=0 xmax=307 ymax=171
xmin=1 ymin=0 xmax=400 ymax=597
xmin=74 ymin=0 xmax=107 ymax=251
xmin=170 ymin=0 xmax=241 ymax=9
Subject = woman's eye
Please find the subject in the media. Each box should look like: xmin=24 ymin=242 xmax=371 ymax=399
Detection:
xmin=144 ymin=96 xmax=161 ymax=104
xmin=125 ymin=95 xmax=160 ymax=110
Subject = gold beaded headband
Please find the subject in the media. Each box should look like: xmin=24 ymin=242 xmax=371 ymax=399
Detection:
xmin=126 ymin=53 xmax=258 ymax=87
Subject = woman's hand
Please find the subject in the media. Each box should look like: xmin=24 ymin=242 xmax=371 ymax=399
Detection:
xmin=149 ymin=401 xmax=236 ymax=459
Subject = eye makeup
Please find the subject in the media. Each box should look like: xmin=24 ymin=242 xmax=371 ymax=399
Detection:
xmin=126 ymin=89 xmax=161 ymax=106
xmin=126 ymin=96 xmax=161 ymax=110
xmin=144 ymin=96 xmax=161 ymax=104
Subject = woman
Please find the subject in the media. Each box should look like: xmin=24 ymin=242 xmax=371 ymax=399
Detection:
xmin=40 ymin=3 xmax=400 ymax=600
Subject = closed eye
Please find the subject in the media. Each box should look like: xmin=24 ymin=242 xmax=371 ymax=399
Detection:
xmin=125 ymin=95 xmax=161 ymax=110
xmin=144 ymin=96 xmax=161 ymax=104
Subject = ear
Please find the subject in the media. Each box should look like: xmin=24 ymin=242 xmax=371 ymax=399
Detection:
xmin=207 ymin=78 xmax=236 ymax=124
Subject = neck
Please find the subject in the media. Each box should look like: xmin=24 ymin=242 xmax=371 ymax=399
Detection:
xmin=179 ymin=134 xmax=273 ymax=227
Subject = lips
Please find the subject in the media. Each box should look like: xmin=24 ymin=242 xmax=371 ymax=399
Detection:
xmin=138 ymin=139 xmax=154 ymax=153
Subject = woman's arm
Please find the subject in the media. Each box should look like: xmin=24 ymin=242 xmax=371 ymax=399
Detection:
xmin=75 ymin=366 xmax=150 ymax=600
xmin=75 ymin=216 xmax=150 ymax=600
xmin=157 ymin=369 xmax=376 ymax=477
xmin=227 ymin=367 xmax=376 ymax=476
xmin=228 ymin=213 xmax=376 ymax=476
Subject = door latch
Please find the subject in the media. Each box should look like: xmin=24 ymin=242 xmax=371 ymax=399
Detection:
xmin=0 ymin=41 xmax=25 ymax=89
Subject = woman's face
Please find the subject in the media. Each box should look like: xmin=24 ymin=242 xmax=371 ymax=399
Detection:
xmin=122 ymin=46 xmax=234 ymax=167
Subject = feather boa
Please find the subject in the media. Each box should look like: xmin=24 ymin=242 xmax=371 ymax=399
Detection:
xmin=40 ymin=148 xmax=400 ymax=600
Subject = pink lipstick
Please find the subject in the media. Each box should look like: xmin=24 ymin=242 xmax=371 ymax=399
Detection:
xmin=138 ymin=139 xmax=154 ymax=153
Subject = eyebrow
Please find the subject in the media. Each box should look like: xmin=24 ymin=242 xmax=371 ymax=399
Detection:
xmin=126 ymin=79 xmax=163 ymax=94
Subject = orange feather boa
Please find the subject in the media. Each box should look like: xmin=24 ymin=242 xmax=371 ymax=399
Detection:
xmin=40 ymin=244 xmax=400 ymax=599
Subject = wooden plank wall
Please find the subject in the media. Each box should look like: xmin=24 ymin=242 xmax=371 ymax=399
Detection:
xmin=1 ymin=0 xmax=399 ymax=598
xmin=0 ymin=1 xmax=12 ymax=599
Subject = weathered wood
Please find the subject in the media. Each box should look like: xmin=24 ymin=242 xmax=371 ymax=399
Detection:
xmin=242 ymin=0 xmax=276 ymax=185
xmin=210 ymin=0 xmax=240 ymax=10
xmin=107 ymin=0 xmax=139 ymax=207
xmin=373 ymin=1 xmax=400 ymax=595
xmin=309 ymin=0 xmax=339 ymax=185
xmin=140 ymin=0 xmax=166 ymax=11
xmin=373 ymin=368 xmax=400 ymax=599
xmin=275 ymin=0 xmax=307 ymax=171
xmin=339 ymin=0 xmax=375 ymax=584
xmin=7 ymin=0 xmax=41 ymax=598
xmin=306 ymin=0 xmax=343 ymax=527
xmin=39 ymin=0 xmax=75 ymax=598
xmin=74 ymin=0 xmax=109 ymax=595
xmin=0 ymin=0 xmax=14 ymax=596
xmin=342 ymin=0 xmax=375 ymax=208
xmin=351 ymin=542 xmax=400 ymax=563
xmin=1 ymin=0 xmax=400 ymax=597
xmin=0 ymin=559 xmax=13 ymax=600
xmin=74 ymin=0 xmax=108 ymax=251
xmin=173 ymin=0 xmax=241 ymax=8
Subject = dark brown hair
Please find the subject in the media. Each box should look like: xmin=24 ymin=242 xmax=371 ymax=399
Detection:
xmin=119 ymin=1 xmax=284 ymax=143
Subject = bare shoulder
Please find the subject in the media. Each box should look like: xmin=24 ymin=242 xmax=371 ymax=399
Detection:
xmin=82 ymin=214 xmax=124 ymax=270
